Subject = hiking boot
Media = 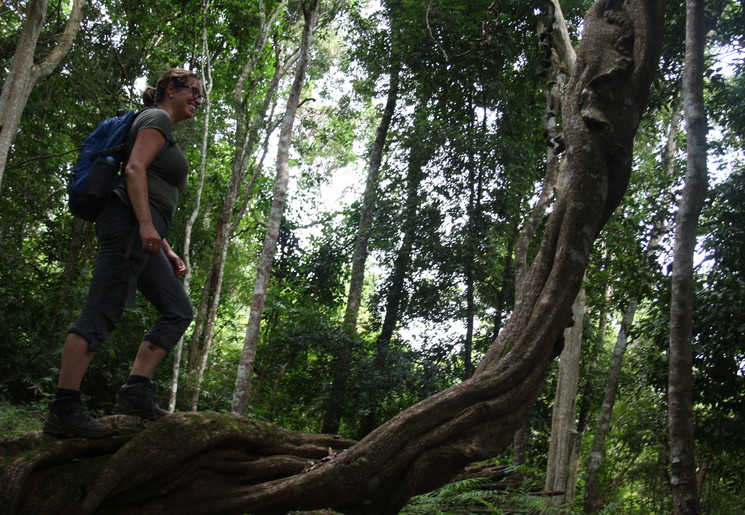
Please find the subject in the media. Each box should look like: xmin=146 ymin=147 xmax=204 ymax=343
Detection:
xmin=113 ymin=383 xmax=169 ymax=420
xmin=43 ymin=397 xmax=113 ymax=438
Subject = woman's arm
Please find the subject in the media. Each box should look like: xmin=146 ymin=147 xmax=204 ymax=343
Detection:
xmin=124 ymin=127 xmax=166 ymax=256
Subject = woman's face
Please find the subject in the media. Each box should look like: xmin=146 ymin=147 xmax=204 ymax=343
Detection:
xmin=169 ymin=78 xmax=203 ymax=123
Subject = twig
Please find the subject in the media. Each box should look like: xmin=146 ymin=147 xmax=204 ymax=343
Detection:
xmin=6 ymin=148 xmax=80 ymax=171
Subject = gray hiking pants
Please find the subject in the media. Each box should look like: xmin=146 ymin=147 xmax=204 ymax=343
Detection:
xmin=68 ymin=195 xmax=193 ymax=352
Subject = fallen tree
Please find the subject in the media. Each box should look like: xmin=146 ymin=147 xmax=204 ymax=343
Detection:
xmin=0 ymin=1 xmax=666 ymax=513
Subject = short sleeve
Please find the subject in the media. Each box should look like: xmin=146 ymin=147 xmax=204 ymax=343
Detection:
xmin=131 ymin=108 xmax=175 ymax=144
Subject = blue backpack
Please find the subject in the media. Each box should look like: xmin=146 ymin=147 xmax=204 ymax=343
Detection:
xmin=68 ymin=109 xmax=140 ymax=221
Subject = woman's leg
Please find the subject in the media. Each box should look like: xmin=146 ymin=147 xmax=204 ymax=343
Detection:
xmin=45 ymin=332 xmax=111 ymax=437
xmin=57 ymin=333 xmax=95 ymax=391
xmin=113 ymin=341 xmax=170 ymax=420
xmin=45 ymin=199 xmax=138 ymax=438
xmin=130 ymin=341 xmax=167 ymax=378
xmin=137 ymin=249 xmax=193 ymax=353
xmin=114 ymin=245 xmax=192 ymax=419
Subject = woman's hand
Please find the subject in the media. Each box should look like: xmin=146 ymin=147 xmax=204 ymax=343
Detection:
xmin=162 ymin=240 xmax=186 ymax=276
xmin=140 ymin=223 xmax=162 ymax=255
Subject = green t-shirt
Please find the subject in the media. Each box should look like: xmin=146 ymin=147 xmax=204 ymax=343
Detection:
xmin=124 ymin=108 xmax=188 ymax=223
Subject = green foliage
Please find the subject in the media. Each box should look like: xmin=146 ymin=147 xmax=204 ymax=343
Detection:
xmin=0 ymin=400 xmax=45 ymax=435
xmin=402 ymin=463 xmax=571 ymax=515
xmin=607 ymin=162 xmax=745 ymax=511
xmin=403 ymin=477 xmax=500 ymax=514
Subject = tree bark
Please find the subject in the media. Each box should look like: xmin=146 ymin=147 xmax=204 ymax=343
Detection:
xmin=0 ymin=413 xmax=356 ymax=515
xmin=669 ymin=0 xmax=707 ymax=512
xmin=0 ymin=2 xmax=666 ymax=513
xmin=511 ymin=0 xmax=572 ymax=463
xmin=231 ymin=0 xmax=320 ymax=416
xmin=0 ymin=0 xmax=86 ymax=189
xmin=544 ymin=285 xmax=586 ymax=504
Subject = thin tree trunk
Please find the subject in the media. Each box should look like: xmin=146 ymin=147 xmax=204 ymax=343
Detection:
xmin=322 ymin=65 xmax=400 ymax=434
xmin=547 ymin=0 xmax=576 ymax=71
xmin=186 ymin=72 xmax=280 ymax=411
xmin=462 ymin=165 xmax=477 ymax=380
xmin=669 ymin=0 xmax=707 ymax=511
xmin=343 ymin=67 xmax=400 ymax=332
xmin=356 ymin=176 xmax=419 ymax=436
xmin=511 ymin=423 xmax=528 ymax=466
xmin=544 ymin=285 xmax=586 ymax=504
xmin=584 ymin=298 xmax=636 ymax=511
xmin=267 ymin=362 xmax=289 ymax=422
xmin=513 ymin=5 xmax=570 ymax=302
xmin=231 ymin=0 xmax=320 ymax=416
xmin=168 ymin=0 xmax=213 ymax=411
xmin=462 ymin=92 xmax=486 ymax=381
xmin=0 ymin=0 xmax=85 ymax=188
xmin=695 ymin=454 xmax=712 ymax=493
xmin=184 ymin=3 xmax=291 ymax=410
xmin=584 ymin=104 xmax=682 ymax=513
xmin=357 ymin=116 xmax=432 ymax=438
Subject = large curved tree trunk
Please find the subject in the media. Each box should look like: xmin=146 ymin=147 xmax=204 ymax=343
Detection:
xmin=0 ymin=2 xmax=666 ymax=513
xmin=0 ymin=413 xmax=357 ymax=514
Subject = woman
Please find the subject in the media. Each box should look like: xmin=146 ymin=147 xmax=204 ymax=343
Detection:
xmin=44 ymin=69 xmax=202 ymax=438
